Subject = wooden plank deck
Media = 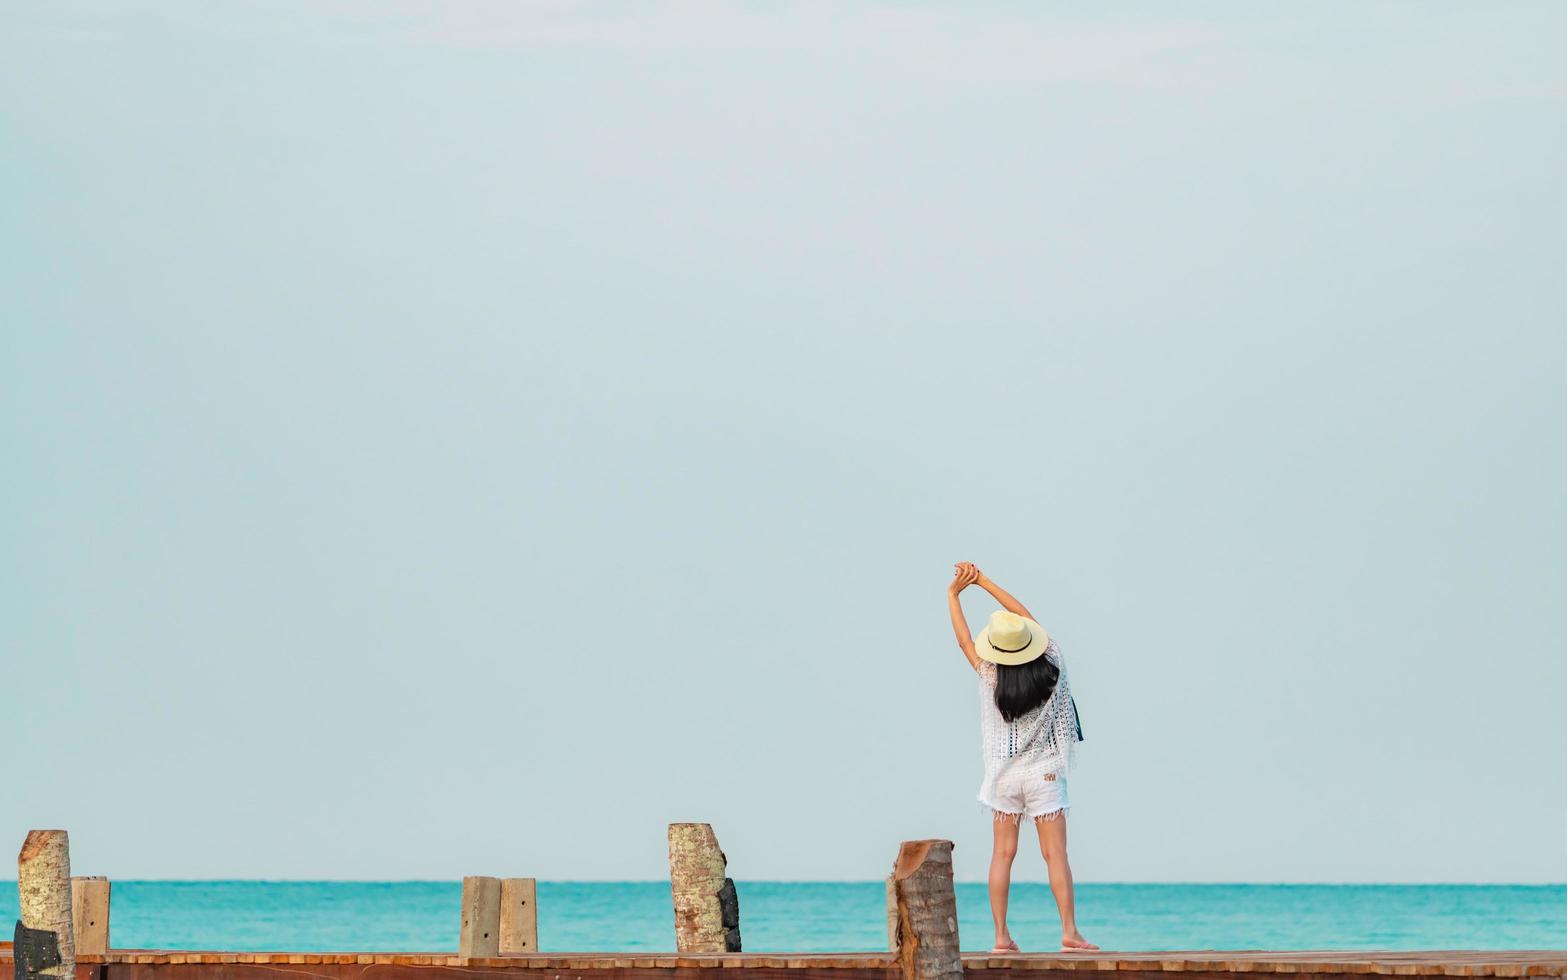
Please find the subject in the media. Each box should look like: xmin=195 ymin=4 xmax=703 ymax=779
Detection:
xmin=3 ymin=947 xmax=1566 ymax=978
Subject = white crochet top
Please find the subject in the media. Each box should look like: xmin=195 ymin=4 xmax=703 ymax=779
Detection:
xmin=975 ymin=640 xmax=1078 ymax=809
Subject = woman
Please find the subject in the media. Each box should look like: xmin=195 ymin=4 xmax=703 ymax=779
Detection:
xmin=947 ymin=561 xmax=1097 ymax=954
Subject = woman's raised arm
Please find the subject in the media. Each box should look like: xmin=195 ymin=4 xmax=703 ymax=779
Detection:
xmin=974 ymin=567 xmax=1036 ymax=622
xmin=947 ymin=562 xmax=982 ymax=670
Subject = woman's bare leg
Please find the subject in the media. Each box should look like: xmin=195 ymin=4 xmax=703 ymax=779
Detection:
xmin=988 ymin=816 xmax=1021 ymax=952
xmin=1034 ymin=813 xmax=1098 ymax=951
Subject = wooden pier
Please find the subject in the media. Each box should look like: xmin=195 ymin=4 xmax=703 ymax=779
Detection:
xmin=10 ymin=829 xmax=1565 ymax=980
xmin=5 ymin=946 xmax=1567 ymax=980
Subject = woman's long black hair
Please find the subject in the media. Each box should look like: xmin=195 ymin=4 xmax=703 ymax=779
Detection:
xmin=994 ymin=654 xmax=1060 ymax=722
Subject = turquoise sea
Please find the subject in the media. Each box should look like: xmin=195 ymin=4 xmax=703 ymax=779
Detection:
xmin=3 ymin=883 xmax=1563 ymax=954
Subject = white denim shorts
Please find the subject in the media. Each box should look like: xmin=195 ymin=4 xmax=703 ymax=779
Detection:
xmin=983 ymin=771 xmax=1069 ymax=823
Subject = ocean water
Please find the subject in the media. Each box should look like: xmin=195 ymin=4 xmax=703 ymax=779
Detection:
xmin=2 ymin=882 xmax=1563 ymax=953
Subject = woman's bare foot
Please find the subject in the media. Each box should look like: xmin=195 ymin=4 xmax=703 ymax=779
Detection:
xmin=990 ymin=938 xmax=1020 ymax=954
xmin=1060 ymin=932 xmax=1099 ymax=951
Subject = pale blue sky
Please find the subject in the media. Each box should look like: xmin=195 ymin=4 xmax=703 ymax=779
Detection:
xmin=2 ymin=2 xmax=1564 ymax=885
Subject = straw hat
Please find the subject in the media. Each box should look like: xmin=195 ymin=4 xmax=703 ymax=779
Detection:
xmin=975 ymin=610 xmax=1051 ymax=666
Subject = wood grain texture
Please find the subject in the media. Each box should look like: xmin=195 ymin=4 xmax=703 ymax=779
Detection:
xmin=499 ymin=880 xmax=537 ymax=955
xmin=17 ymin=830 xmax=76 ymax=980
xmin=889 ymin=841 xmax=962 ymax=980
xmin=71 ymin=879 xmax=110 ymax=957
xmin=885 ymin=878 xmax=899 ymax=954
xmin=460 ymin=878 xmax=502 ymax=959
xmin=668 ymin=824 xmax=740 ymax=954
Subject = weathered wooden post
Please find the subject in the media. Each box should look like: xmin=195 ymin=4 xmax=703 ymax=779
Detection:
xmin=887 ymin=840 xmax=961 ymax=980
xmin=499 ymin=878 xmax=537 ymax=954
xmin=15 ymin=830 xmax=75 ymax=980
xmin=70 ymin=877 xmax=110 ymax=956
xmin=667 ymin=823 xmax=740 ymax=953
xmin=458 ymin=876 xmax=501 ymax=958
